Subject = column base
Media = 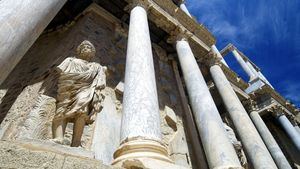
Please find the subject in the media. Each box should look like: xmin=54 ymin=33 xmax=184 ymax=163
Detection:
xmin=112 ymin=138 xmax=172 ymax=166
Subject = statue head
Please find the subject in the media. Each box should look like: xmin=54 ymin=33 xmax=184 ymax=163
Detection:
xmin=76 ymin=40 xmax=96 ymax=61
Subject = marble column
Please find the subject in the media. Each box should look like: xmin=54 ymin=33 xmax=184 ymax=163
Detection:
xmin=231 ymin=49 xmax=257 ymax=82
xmin=258 ymin=71 xmax=273 ymax=88
xmin=246 ymin=61 xmax=259 ymax=77
xmin=248 ymin=104 xmax=291 ymax=169
xmin=112 ymin=3 xmax=170 ymax=164
xmin=210 ymin=48 xmax=278 ymax=169
xmin=246 ymin=61 xmax=273 ymax=88
xmin=179 ymin=1 xmax=192 ymax=17
xmin=295 ymin=126 xmax=300 ymax=135
xmin=274 ymin=112 xmax=300 ymax=151
xmin=175 ymin=38 xmax=242 ymax=169
xmin=0 ymin=0 xmax=67 ymax=84
xmin=212 ymin=45 xmax=229 ymax=67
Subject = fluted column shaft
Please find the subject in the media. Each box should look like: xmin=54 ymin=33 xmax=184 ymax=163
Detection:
xmin=113 ymin=4 xmax=170 ymax=164
xmin=0 ymin=0 xmax=67 ymax=84
xmin=176 ymin=39 xmax=242 ymax=169
xmin=276 ymin=114 xmax=300 ymax=151
xmin=210 ymin=48 xmax=277 ymax=169
xmin=250 ymin=111 xmax=292 ymax=169
xmin=232 ymin=49 xmax=257 ymax=82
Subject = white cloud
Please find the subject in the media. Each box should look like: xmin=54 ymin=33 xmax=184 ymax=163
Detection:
xmin=186 ymin=0 xmax=290 ymax=49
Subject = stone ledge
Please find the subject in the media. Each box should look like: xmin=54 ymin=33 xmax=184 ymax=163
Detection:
xmin=0 ymin=140 xmax=117 ymax=169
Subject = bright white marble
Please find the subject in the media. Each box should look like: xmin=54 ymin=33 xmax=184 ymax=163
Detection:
xmin=120 ymin=6 xmax=162 ymax=142
xmin=277 ymin=115 xmax=300 ymax=151
xmin=210 ymin=63 xmax=278 ymax=169
xmin=232 ymin=49 xmax=257 ymax=82
xmin=211 ymin=45 xmax=229 ymax=67
xmin=176 ymin=39 xmax=242 ymax=169
xmin=250 ymin=111 xmax=292 ymax=169
xmin=0 ymin=0 xmax=67 ymax=84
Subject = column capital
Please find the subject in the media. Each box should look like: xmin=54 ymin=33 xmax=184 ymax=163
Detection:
xmin=167 ymin=27 xmax=192 ymax=43
xmin=286 ymin=114 xmax=298 ymax=126
xmin=243 ymin=99 xmax=259 ymax=112
xmin=205 ymin=50 xmax=222 ymax=67
xmin=125 ymin=0 xmax=152 ymax=11
xmin=228 ymin=44 xmax=237 ymax=51
xmin=268 ymin=105 xmax=285 ymax=117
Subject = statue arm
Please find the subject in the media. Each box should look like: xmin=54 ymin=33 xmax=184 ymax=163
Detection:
xmin=56 ymin=57 xmax=73 ymax=73
xmin=95 ymin=66 xmax=107 ymax=90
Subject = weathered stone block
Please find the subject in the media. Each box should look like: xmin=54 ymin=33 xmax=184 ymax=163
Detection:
xmin=92 ymin=89 xmax=121 ymax=165
xmin=0 ymin=140 xmax=116 ymax=169
xmin=114 ymin=82 xmax=124 ymax=96
xmin=168 ymin=127 xmax=191 ymax=168
xmin=164 ymin=106 xmax=177 ymax=131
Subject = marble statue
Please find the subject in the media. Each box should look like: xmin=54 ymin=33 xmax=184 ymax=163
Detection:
xmin=51 ymin=40 xmax=106 ymax=147
xmin=223 ymin=123 xmax=248 ymax=168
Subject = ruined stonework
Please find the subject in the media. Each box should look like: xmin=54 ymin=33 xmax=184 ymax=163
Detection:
xmin=0 ymin=3 xmax=193 ymax=169
xmin=0 ymin=1 xmax=299 ymax=169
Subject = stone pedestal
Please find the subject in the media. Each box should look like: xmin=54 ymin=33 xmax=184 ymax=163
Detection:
xmin=113 ymin=4 xmax=170 ymax=165
xmin=210 ymin=49 xmax=277 ymax=169
xmin=176 ymin=39 xmax=242 ymax=169
xmin=250 ymin=111 xmax=291 ymax=169
xmin=232 ymin=49 xmax=257 ymax=82
xmin=276 ymin=114 xmax=300 ymax=151
xmin=0 ymin=0 xmax=67 ymax=84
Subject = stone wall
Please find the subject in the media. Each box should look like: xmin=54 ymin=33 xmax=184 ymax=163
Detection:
xmin=0 ymin=7 xmax=194 ymax=168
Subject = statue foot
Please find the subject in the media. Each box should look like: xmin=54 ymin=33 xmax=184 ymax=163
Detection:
xmin=50 ymin=138 xmax=64 ymax=144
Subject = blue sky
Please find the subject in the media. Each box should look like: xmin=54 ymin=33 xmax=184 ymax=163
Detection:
xmin=186 ymin=0 xmax=300 ymax=107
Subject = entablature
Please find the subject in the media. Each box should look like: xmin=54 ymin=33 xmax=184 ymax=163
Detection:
xmin=251 ymin=86 xmax=299 ymax=118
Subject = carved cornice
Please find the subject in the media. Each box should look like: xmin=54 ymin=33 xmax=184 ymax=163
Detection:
xmin=268 ymin=104 xmax=285 ymax=117
xmin=167 ymin=26 xmax=192 ymax=43
xmin=220 ymin=65 xmax=249 ymax=90
xmin=252 ymin=85 xmax=299 ymax=116
xmin=147 ymin=0 xmax=215 ymax=48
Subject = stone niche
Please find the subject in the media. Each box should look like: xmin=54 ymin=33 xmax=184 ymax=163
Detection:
xmin=0 ymin=3 xmax=193 ymax=169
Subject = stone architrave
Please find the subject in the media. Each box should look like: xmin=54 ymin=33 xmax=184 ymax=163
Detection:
xmin=174 ymin=34 xmax=242 ymax=169
xmin=209 ymin=47 xmax=278 ymax=169
xmin=0 ymin=0 xmax=67 ymax=84
xmin=113 ymin=1 xmax=171 ymax=165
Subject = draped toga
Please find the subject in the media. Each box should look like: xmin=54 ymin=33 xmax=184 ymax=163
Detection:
xmin=53 ymin=57 xmax=105 ymax=122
